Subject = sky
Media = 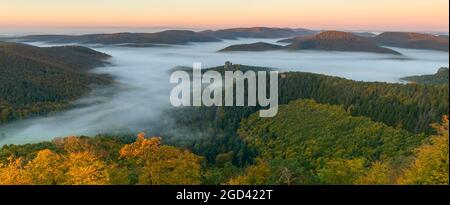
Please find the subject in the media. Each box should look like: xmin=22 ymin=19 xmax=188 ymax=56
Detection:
xmin=0 ymin=0 xmax=448 ymax=32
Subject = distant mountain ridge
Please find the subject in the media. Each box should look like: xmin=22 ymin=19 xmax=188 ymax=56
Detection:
xmin=10 ymin=28 xmax=449 ymax=52
xmin=201 ymin=27 xmax=317 ymax=40
xmin=18 ymin=30 xmax=221 ymax=45
xmin=221 ymin=31 xmax=401 ymax=54
xmin=373 ymin=32 xmax=449 ymax=51
xmin=14 ymin=27 xmax=318 ymax=45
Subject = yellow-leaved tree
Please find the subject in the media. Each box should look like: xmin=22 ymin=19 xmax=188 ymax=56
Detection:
xmin=0 ymin=157 xmax=32 ymax=185
xmin=397 ymin=116 xmax=449 ymax=185
xmin=64 ymin=151 xmax=111 ymax=185
xmin=119 ymin=133 xmax=202 ymax=185
xmin=25 ymin=149 xmax=65 ymax=185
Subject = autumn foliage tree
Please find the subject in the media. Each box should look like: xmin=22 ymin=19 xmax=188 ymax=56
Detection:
xmin=0 ymin=133 xmax=203 ymax=185
xmin=119 ymin=133 xmax=202 ymax=185
xmin=25 ymin=149 xmax=65 ymax=185
xmin=0 ymin=149 xmax=110 ymax=185
xmin=0 ymin=157 xmax=32 ymax=185
xmin=64 ymin=151 xmax=110 ymax=185
xmin=398 ymin=116 xmax=449 ymax=185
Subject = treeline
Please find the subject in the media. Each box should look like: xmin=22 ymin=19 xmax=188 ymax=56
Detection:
xmin=0 ymin=42 xmax=111 ymax=123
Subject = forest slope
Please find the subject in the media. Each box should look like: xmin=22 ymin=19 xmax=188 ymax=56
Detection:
xmin=0 ymin=42 xmax=111 ymax=123
xmin=233 ymin=100 xmax=423 ymax=184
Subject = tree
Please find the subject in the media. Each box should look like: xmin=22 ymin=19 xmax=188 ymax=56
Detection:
xmin=397 ymin=116 xmax=449 ymax=185
xmin=64 ymin=151 xmax=111 ymax=185
xmin=25 ymin=149 xmax=65 ymax=185
xmin=0 ymin=146 xmax=111 ymax=185
xmin=0 ymin=157 xmax=32 ymax=185
xmin=119 ymin=133 xmax=202 ymax=185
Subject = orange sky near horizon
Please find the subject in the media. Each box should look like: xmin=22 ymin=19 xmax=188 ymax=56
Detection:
xmin=0 ymin=0 xmax=448 ymax=31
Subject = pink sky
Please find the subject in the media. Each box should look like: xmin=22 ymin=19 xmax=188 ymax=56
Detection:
xmin=0 ymin=0 xmax=448 ymax=31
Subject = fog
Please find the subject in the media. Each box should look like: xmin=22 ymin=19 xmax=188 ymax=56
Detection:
xmin=0 ymin=38 xmax=448 ymax=145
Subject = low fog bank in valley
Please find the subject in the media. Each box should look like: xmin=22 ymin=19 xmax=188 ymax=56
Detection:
xmin=0 ymin=38 xmax=448 ymax=145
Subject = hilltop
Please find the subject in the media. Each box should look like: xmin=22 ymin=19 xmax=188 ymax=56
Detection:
xmin=373 ymin=32 xmax=449 ymax=51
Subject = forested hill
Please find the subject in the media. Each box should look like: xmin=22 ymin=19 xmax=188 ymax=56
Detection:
xmin=234 ymin=100 xmax=423 ymax=184
xmin=232 ymin=100 xmax=448 ymax=185
xmin=175 ymin=64 xmax=448 ymax=135
xmin=278 ymin=71 xmax=448 ymax=134
xmin=401 ymin=67 xmax=449 ymax=85
xmin=0 ymin=42 xmax=112 ymax=123
xmin=165 ymin=65 xmax=448 ymax=172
